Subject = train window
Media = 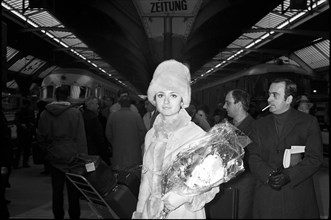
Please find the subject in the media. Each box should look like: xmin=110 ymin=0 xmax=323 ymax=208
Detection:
xmin=40 ymin=87 xmax=46 ymax=99
xmin=71 ymin=85 xmax=81 ymax=99
xmin=95 ymin=87 xmax=102 ymax=99
xmin=79 ymin=86 xmax=87 ymax=99
xmin=70 ymin=85 xmax=89 ymax=99
xmin=46 ymin=86 xmax=54 ymax=99
xmin=85 ymin=87 xmax=91 ymax=98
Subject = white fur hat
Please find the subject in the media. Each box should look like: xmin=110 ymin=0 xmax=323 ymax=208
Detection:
xmin=147 ymin=59 xmax=191 ymax=108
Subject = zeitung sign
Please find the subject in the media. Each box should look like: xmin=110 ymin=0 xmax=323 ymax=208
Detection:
xmin=135 ymin=0 xmax=200 ymax=17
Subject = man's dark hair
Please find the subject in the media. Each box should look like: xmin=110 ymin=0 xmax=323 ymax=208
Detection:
xmin=271 ymin=78 xmax=297 ymax=102
xmin=37 ymin=100 xmax=47 ymax=110
xmin=231 ymin=89 xmax=250 ymax=112
xmin=118 ymin=95 xmax=131 ymax=108
xmin=22 ymin=98 xmax=31 ymax=107
xmin=117 ymin=88 xmax=129 ymax=98
xmin=55 ymin=85 xmax=70 ymax=101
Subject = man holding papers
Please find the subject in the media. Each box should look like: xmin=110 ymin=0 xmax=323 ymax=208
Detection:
xmin=248 ymin=78 xmax=323 ymax=219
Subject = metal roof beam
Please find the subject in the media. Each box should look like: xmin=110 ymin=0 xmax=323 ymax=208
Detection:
xmin=54 ymin=47 xmax=89 ymax=51
xmin=244 ymin=28 xmax=329 ymax=39
xmin=19 ymin=26 xmax=69 ymax=32
xmin=217 ymin=48 xmax=289 ymax=55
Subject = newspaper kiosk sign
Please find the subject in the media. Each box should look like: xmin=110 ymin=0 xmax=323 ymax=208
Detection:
xmin=134 ymin=0 xmax=200 ymax=17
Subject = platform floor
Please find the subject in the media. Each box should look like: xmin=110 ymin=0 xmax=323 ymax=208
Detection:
xmin=4 ymin=158 xmax=329 ymax=219
xmin=6 ymin=163 xmax=99 ymax=219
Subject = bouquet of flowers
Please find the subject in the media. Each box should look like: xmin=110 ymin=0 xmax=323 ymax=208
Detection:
xmin=159 ymin=120 xmax=251 ymax=218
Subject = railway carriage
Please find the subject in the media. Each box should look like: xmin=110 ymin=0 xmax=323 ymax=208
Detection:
xmin=39 ymin=68 xmax=120 ymax=104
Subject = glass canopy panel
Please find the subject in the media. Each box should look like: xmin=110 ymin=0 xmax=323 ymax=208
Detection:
xmin=4 ymin=0 xmax=22 ymax=10
xmin=295 ymin=44 xmax=330 ymax=69
xmin=2 ymin=0 xmax=136 ymax=89
xmin=20 ymin=58 xmax=46 ymax=75
xmin=244 ymin=31 xmax=266 ymax=40
xmin=255 ymin=12 xmax=287 ymax=28
xmin=315 ymin=40 xmax=330 ymax=57
xmin=30 ymin=10 xmax=60 ymax=27
xmin=6 ymin=46 xmax=19 ymax=61
xmin=6 ymin=80 xmax=18 ymax=89
xmin=8 ymin=55 xmax=34 ymax=73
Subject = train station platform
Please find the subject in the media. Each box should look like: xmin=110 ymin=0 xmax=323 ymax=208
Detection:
xmin=6 ymin=163 xmax=98 ymax=219
xmin=5 ymin=157 xmax=329 ymax=219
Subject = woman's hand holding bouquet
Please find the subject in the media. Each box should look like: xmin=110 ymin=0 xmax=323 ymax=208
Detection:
xmin=158 ymin=120 xmax=251 ymax=218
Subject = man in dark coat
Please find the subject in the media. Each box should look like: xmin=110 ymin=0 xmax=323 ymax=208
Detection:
xmin=206 ymin=89 xmax=256 ymax=219
xmin=81 ymin=97 xmax=111 ymax=165
xmin=14 ymin=98 xmax=35 ymax=168
xmin=248 ymin=78 xmax=323 ymax=218
xmin=222 ymin=89 xmax=256 ymax=219
xmin=1 ymin=111 xmax=13 ymax=219
xmin=37 ymin=86 xmax=87 ymax=219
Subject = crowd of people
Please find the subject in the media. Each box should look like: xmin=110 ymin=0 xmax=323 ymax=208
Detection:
xmin=0 ymin=59 xmax=328 ymax=219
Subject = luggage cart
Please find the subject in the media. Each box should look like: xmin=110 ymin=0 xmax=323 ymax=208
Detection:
xmin=66 ymin=172 xmax=120 ymax=219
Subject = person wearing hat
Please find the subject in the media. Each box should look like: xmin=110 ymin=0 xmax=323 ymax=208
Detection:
xmin=295 ymin=95 xmax=313 ymax=114
xmin=133 ymin=60 xmax=220 ymax=219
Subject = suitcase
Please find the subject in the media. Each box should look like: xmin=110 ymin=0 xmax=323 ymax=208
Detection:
xmin=103 ymin=184 xmax=138 ymax=219
xmin=68 ymin=154 xmax=117 ymax=197
xmin=115 ymin=169 xmax=141 ymax=198
xmin=205 ymin=186 xmax=238 ymax=219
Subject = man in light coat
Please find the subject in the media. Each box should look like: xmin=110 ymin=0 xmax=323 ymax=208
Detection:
xmin=106 ymin=95 xmax=146 ymax=170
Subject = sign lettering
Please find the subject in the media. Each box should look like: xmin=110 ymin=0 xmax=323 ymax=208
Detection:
xmin=150 ymin=0 xmax=188 ymax=13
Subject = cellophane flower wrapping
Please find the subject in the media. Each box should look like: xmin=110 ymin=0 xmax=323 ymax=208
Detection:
xmin=159 ymin=120 xmax=251 ymax=218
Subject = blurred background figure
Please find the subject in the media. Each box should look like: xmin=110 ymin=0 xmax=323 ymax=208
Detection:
xmin=106 ymin=95 xmax=146 ymax=170
xmin=295 ymin=95 xmax=314 ymax=115
xmin=196 ymin=105 xmax=214 ymax=127
xmin=98 ymin=97 xmax=114 ymax=161
xmin=109 ymin=89 xmax=138 ymax=114
xmin=186 ymin=103 xmax=211 ymax=132
xmin=13 ymin=98 xmax=35 ymax=169
xmin=212 ymin=102 xmax=228 ymax=124
xmin=35 ymin=100 xmax=50 ymax=175
xmin=1 ymin=110 xmax=13 ymax=219
xmin=136 ymin=99 xmax=147 ymax=118
xmin=143 ymin=99 xmax=156 ymax=130
xmin=99 ymin=96 xmax=114 ymax=126
xmin=81 ymin=97 xmax=111 ymax=166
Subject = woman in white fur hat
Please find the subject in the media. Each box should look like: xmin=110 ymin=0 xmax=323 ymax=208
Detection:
xmin=132 ymin=59 xmax=219 ymax=219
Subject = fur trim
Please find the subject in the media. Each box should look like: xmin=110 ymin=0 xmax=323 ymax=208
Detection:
xmin=147 ymin=59 xmax=191 ymax=108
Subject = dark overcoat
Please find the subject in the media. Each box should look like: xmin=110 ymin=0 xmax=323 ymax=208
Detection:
xmin=248 ymin=108 xmax=323 ymax=219
xmin=223 ymin=115 xmax=256 ymax=219
xmin=81 ymin=108 xmax=110 ymax=165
